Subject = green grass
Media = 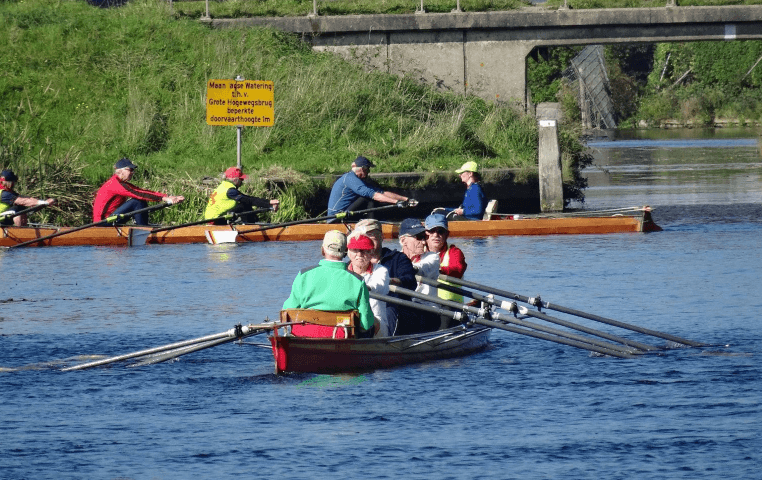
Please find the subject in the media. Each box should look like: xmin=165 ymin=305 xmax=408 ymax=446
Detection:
xmin=1 ymin=0 xmax=581 ymax=225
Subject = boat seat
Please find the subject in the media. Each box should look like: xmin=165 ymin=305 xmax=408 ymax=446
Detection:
xmin=483 ymin=199 xmax=498 ymax=220
xmin=280 ymin=309 xmax=360 ymax=339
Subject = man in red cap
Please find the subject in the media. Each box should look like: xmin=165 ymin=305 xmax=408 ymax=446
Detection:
xmin=1 ymin=169 xmax=56 ymax=226
xmin=92 ymin=158 xmax=184 ymax=225
xmin=204 ymin=167 xmax=279 ymax=224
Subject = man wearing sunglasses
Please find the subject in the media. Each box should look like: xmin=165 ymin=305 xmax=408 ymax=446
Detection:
xmin=424 ymin=213 xmax=467 ymax=307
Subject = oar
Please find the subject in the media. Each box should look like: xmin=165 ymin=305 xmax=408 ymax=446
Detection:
xmin=416 ymin=275 xmax=657 ymax=352
xmin=0 ymin=203 xmax=48 ymax=221
xmin=386 ymin=285 xmax=639 ymax=357
xmin=372 ymin=290 xmax=636 ymax=358
xmin=128 ymin=207 xmax=273 ymax=246
xmin=61 ymin=322 xmax=276 ymax=371
xmin=435 ymin=274 xmax=706 ymax=347
xmin=234 ymin=202 xmax=414 ymax=237
xmin=8 ymin=203 xmax=173 ymax=249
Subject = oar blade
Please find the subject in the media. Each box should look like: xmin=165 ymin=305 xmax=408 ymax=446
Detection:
xmin=128 ymin=228 xmax=151 ymax=247
xmin=205 ymin=230 xmax=238 ymax=245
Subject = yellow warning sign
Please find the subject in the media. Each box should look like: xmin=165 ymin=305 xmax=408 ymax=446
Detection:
xmin=206 ymin=79 xmax=274 ymax=127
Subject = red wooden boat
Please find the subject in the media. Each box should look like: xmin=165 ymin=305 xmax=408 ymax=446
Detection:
xmin=0 ymin=206 xmax=660 ymax=248
xmin=267 ymin=308 xmax=491 ymax=374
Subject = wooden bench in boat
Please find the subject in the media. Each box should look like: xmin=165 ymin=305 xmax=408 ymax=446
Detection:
xmin=279 ymin=309 xmax=360 ymax=339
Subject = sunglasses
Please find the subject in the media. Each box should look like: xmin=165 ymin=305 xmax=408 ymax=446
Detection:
xmin=426 ymin=228 xmax=448 ymax=236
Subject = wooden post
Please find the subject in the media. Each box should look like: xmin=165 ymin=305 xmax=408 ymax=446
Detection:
xmin=537 ymin=103 xmax=564 ymax=212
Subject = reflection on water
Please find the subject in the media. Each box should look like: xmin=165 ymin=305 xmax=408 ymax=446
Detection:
xmin=577 ymin=128 xmax=762 ymax=209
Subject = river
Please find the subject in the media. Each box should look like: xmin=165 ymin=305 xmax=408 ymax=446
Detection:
xmin=1 ymin=128 xmax=760 ymax=479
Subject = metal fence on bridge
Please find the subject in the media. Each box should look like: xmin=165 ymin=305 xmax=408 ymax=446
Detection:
xmin=563 ymin=45 xmax=617 ymax=130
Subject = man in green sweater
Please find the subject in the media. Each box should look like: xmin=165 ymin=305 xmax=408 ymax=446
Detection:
xmin=282 ymin=230 xmax=375 ymax=336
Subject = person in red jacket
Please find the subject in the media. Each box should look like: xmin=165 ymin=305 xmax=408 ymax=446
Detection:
xmin=92 ymin=158 xmax=184 ymax=225
xmin=424 ymin=212 xmax=467 ymax=309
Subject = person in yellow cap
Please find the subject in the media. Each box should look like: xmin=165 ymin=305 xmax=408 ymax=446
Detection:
xmin=438 ymin=161 xmax=486 ymax=220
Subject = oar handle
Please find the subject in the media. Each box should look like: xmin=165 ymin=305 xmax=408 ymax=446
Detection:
xmin=9 ymin=202 xmax=172 ymax=249
xmin=0 ymin=202 xmax=48 ymax=220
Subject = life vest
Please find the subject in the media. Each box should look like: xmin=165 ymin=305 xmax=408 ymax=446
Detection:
xmin=204 ymin=180 xmax=237 ymax=220
xmin=0 ymin=185 xmax=15 ymax=216
xmin=438 ymin=245 xmax=464 ymax=303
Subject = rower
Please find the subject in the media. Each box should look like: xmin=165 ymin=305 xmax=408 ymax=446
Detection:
xmin=397 ymin=218 xmax=442 ymax=334
xmin=0 ymin=169 xmax=56 ymax=227
xmin=282 ymin=230 xmax=375 ymax=338
xmin=92 ymin=158 xmax=184 ymax=226
xmin=352 ymin=219 xmax=417 ymax=335
xmin=326 ymin=156 xmax=411 ymax=223
xmin=203 ymin=166 xmax=279 ymax=224
xmin=346 ymin=233 xmax=391 ymax=337
xmin=424 ymin=213 xmax=467 ymax=327
xmin=433 ymin=161 xmax=486 ymax=221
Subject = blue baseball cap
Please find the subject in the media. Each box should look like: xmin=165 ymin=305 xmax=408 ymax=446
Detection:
xmin=114 ymin=158 xmax=138 ymax=170
xmin=1 ymin=169 xmax=18 ymax=182
xmin=353 ymin=156 xmax=375 ymax=169
xmin=425 ymin=213 xmax=448 ymax=231
xmin=399 ymin=218 xmax=425 ymax=237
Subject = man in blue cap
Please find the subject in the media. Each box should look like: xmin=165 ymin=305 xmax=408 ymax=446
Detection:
xmin=424 ymin=212 xmax=467 ymax=306
xmin=0 ymin=169 xmax=56 ymax=227
xmin=326 ymin=156 xmax=412 ymax=222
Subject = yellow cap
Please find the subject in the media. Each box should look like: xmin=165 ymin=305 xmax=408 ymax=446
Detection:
xmin=455 ymin=161 xmax=478 ymax=174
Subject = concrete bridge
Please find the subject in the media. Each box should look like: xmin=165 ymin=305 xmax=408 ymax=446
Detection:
xmin=212 ymin=5 xmax=762 ymax=107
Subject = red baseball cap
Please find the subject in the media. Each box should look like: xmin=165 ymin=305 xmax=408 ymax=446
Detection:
xmin=348 ymin=234 xmax=374 ymax=251
xmin=224 ymin=167 xmax=248 ymax=180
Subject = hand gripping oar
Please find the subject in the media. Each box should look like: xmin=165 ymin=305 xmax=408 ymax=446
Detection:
xmin=128 ymin=207 xmax=273 ymax=246
xmin=0 ymin=202 xmax=49 ymax=221
xmin=372 ymin=290 xmax=636 ymax=359
xmin=435 ymin=274 xmax=706 ymax=347
xmin=385 ymin=285 xmax=638 ymax=358
xmin=234 ymin=201 xmax=416 ymax=237
xmin=416 ymin=275 xmax=657 ymax=352
xmin=61 ymin=322 xmax=278 ymax=371
xmin=8 ymin=202 xmax=173 ymax=249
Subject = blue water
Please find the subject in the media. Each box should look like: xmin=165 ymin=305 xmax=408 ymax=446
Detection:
xmin=2 ymin=133 xmax=761 ymax=479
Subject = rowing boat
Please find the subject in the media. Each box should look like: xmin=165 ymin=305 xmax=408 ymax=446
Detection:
xmin=268 ymin=324 xmax=492 ymax=374
xmin=0 ymin=206 xmax=660 ymax=247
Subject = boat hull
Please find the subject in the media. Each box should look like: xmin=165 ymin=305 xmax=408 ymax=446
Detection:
xmin=0 ymin=208 xmax=660 ymax=247
xmin=268 ymin=326 xmax=492 ymax=374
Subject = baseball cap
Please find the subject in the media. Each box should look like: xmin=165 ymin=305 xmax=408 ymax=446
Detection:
xmin=224 ymin=167 xmax=248 ymax=180
xmin=348 ymin=234 xmax=374 ymax=251
xmin=455 ymin=161 xmax=478 ymax=174
xmin=1 ymin=169 xmax=18 ymax=182
xmin=355 ymin=218 xmax=382 ymax=235
xmin=399 ymin=218 xmax=425 ymax=237
xmin=425 ymin=213 xmax=449 ymax=231
xmin=322 ymin=230 xmax=347 ymax=258
xmin=115 ymin=158 xmax=138 ymax=170
xmin=353 ymin=156 xmax=375 ymax=169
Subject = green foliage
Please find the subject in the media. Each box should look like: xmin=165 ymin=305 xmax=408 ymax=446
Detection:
xmin=526 ymin=47 xmax=580 ymax=104
xmin=173 ymin=0 xmax=529 ymax=19
xmin=1 ymin=0 xmax=542 ymax=224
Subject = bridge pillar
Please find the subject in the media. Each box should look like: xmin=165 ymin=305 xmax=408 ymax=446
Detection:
xmin=311 ymin=32 xmax=537 ymax=107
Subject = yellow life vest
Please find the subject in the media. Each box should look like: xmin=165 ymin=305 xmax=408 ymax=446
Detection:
xmin=204 ymin=180 xmax=238 ymax=220
xmin=437 ymin=245 xmax=464 ymax=303
xmin=0 ymin=188 xmax=14 ymax=217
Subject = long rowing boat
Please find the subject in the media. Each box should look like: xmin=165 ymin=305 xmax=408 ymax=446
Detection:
xmin=268 ymin=324 xmax=492 ymax=374
xmin=0 ymin=206 xmax=660 ymax=247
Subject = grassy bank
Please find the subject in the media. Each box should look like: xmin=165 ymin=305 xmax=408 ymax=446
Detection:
xmin=1 ymin=0 xmax=580 ymax=225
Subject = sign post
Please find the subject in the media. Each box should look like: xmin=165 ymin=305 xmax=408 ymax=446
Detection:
xmin=206 ymin=77 xmax=274 ymax=169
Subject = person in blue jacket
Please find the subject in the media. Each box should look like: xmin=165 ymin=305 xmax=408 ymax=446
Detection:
xmin=438 ymin=161 xmax=486 ymax=221
xmin=326 ymin=156 xmax=411 ymax=222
